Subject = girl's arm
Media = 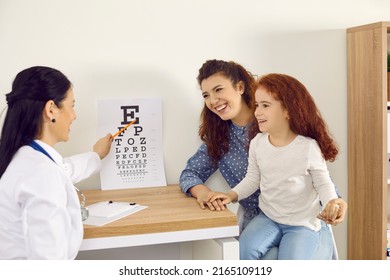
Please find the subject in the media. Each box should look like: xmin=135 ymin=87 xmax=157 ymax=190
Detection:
xmin=309 ymin=141 xmax=346 ymax=224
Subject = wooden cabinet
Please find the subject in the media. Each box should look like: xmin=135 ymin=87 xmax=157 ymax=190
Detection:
xmin=347 ymin=21 xmax=390 ymax=260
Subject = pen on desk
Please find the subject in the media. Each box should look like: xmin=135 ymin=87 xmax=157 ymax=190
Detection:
xmin=108 ymin=200 xmax=136 ymax=205
xmin=111 ymin=119 xmax=136 ymax=139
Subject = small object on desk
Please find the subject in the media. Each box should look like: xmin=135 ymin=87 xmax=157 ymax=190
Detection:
xmin=83 ymin=201 xmax=147 ymax=227
xmin=88 ymin=201 xmax=137 ymax=218
xmin=108 ymin=200 xmax=136 ymax=206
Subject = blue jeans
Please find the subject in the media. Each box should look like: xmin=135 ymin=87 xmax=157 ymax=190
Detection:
xmin=240 ymin=212 xmax=332 ymax=260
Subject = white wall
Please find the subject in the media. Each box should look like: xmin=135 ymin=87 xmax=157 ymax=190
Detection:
xmin=1 ymin=0 xmax=390 ymax=260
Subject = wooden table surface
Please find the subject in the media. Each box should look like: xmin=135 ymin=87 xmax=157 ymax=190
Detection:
xmin=82 ymin=185 xmax=238 ymax=239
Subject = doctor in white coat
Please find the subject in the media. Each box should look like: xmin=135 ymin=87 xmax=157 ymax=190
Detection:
xmin=0 ymin=66 xmax=112 ymax=259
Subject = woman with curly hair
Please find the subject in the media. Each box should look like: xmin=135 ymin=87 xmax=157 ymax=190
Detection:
xmin=180 ymin=60 xmax=346 ymax=259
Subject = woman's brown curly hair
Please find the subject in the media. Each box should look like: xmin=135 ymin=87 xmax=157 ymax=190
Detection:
xmin=197 ymin=59 xmax=258 ymax=164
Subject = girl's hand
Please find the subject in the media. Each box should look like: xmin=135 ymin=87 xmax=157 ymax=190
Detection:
xmin=208 ymin=191 xmax=238 ymax=207
xmin=189 ymin=185 xmax=225 ymax=211
xmin=197 ymin=190 xmax=226 ymax=211
xmin=317 ymin=198 xmax=347 ymax=225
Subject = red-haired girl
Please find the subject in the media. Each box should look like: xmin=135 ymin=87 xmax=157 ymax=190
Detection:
xmin=209 ymin=73 xmax=346 ymax=259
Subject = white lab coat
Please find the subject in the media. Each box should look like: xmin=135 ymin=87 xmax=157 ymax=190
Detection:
xmin=0 ymin=140 xmax=101 ymax=259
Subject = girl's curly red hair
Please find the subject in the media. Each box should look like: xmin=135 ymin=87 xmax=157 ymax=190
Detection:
xmin=256 ymin=73 xmax=338 ymax=162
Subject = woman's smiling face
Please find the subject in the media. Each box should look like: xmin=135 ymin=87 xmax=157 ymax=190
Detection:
xmin=200 ymin=73 xmax=244 ymax=122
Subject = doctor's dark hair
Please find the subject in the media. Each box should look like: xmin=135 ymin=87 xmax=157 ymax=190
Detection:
xmin=0 ymin=66 xmax=71 ymax=177
xmin=197 ymin=59 xmax=258 ymax=164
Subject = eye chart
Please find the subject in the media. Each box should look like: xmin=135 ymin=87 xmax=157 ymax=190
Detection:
xmin=97 ymin=98 xmax=166 ymax=190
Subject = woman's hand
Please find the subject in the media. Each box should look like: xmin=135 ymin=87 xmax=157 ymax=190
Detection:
xmin=189 ymin=184 xmax=226 ymax=211
xmin=317 ymin=198 xmax=347 ymax=225
xmin=197 ymin=191 xmax=227 ymax=211
xmin=93 ymin=134 xmax=112 ymax=159
xmin=208 ymin=191 xmax=238 ymax=208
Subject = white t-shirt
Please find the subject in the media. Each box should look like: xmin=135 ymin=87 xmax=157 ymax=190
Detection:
xmin=0 ymin=141 xmax=101 ymax=259
xmin=232 ymin=133 xmax=337 ymax=231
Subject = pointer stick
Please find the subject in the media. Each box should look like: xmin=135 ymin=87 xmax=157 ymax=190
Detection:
xmin=111 ymin=119 xmax=136 ymax=139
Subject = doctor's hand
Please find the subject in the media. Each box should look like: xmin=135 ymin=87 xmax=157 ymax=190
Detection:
xmin=93 ymin=134 xmax=112 ymax=159
xmin=317 ymin=198 xmax=347 ymax=225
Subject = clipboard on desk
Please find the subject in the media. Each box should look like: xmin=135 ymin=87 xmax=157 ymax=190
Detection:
xmin=83 ymin=201 xmax=148 ymax=226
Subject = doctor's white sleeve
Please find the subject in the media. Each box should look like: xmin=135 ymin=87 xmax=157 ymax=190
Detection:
xmin=63 ymin=152 xmax=101 ymax=184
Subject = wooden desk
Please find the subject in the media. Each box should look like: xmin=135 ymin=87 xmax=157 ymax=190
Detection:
xmin=80 ymin=185 xmax=239 ymax=259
